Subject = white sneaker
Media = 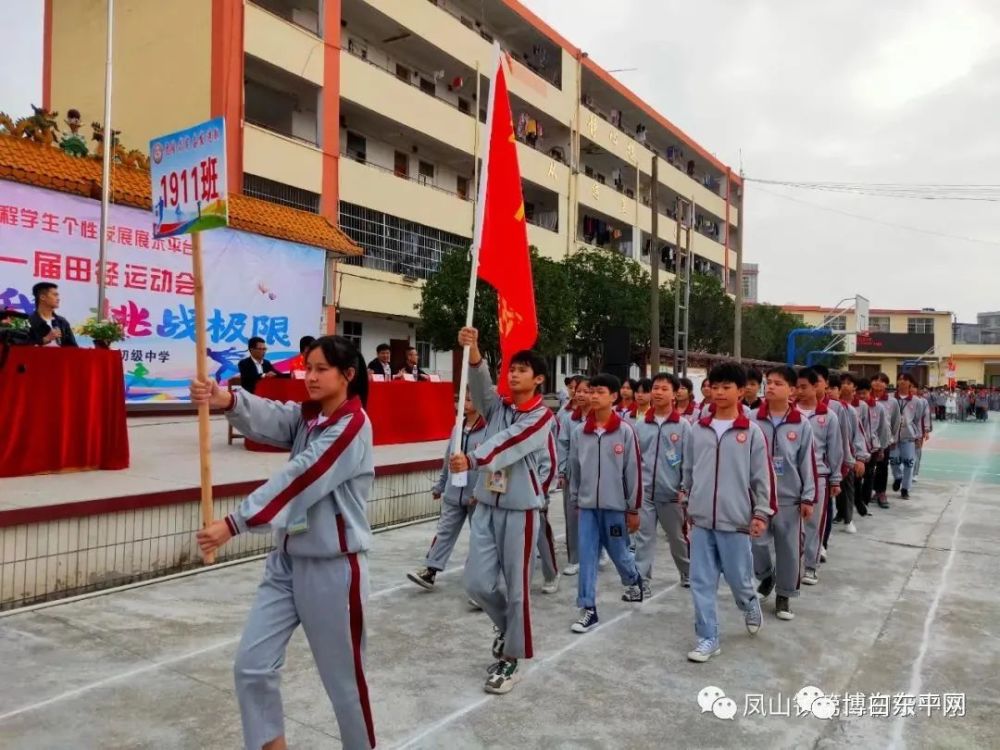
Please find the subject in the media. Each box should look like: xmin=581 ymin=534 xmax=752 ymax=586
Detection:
xmin=802 ymin=569 xmax=819 ymax=586
xmin=541 ymin=577 xmax=559 ymax=594
xmin=819 ymin=546 xmax=827 ymax=563
xmin=599 ymin=550 xmax=609 ymax=569
xmin=843 ymin=522 xmax=857 ymax=534
xmin=562 ymin=563 xmax=580 ymax=576
xmin=687 ymin=638 xmax=721 ymax=663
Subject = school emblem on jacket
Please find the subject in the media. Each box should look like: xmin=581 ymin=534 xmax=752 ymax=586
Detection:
xmin=736 ymin=432 xmax=747 ymax=443
xmin=788 ymin=431 xmax=798 ymax=441
xmin=614 ymin=443 xmax=625 ymax=455
xmin=670 ymin=433 xmax=680 ymax=443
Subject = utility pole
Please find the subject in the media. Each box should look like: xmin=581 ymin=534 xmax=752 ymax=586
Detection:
xmin=649 ymin=157 xmax=659 ymax=374
xmin=734 ymin=171 xmax=745 ymax=361
xmin=95 ymin=0 xmax=115 ymax=321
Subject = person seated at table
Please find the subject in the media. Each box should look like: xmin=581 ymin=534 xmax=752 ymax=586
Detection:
xmin=394 ymin=346 xmax=430 ymax=381
xmin=289 ymin=335 xmax=316 ymax=377
xmin=367 ymin=343 xmax=393 ymax=380
xmin=28 ymin=282 xmax=78 ymax=348
xmin=238 ymin=337 xmax=287 ymax=394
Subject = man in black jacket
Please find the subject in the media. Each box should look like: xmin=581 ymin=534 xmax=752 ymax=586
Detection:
xmin=395 ymin=346 xmax=430 ymax=381
xmin=238 ymin=337 xmax=286 ymax=393
xmin=28 ymin=282 xmax=78 ymax=347
xmin=367 ymin=343 xmax=393 ymax=380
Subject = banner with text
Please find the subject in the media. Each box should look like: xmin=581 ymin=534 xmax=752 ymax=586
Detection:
xmin=0 ymin=181 xmax=325 ymax=402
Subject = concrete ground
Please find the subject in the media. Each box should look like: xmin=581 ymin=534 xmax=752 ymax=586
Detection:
xmin=0 ymin=418 xmax=997 ymax=749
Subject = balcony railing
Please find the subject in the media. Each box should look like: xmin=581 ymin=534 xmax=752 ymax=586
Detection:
xmin=340 ymin=150 xmax=472 ymax=202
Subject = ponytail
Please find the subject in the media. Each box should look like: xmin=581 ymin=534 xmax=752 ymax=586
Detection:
xmin=306 ymin=335 xmax=369 ymax=408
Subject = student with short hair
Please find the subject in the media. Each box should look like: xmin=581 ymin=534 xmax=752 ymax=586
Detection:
xmin=615 ymin=378 xmax=639 ymax=420
xmin=890 ymin=373 xmax=922 ymax=499
xmin=743 ymin=367 xmax=763 ymax=410
xmin=676 ymin=376 xmax=699 ymax=424
xmin=681 ymin=362 xmax=774 ymax=662
xmin=633 ymin=377 xmax=653 ymax=421
xmin=557 ymin=377 xmax=591 ymax=575
xmin=752 ymin=366 xmax=816 ymax=621
xmin=795 ymin=367 xmax=842 ymax=585
xmin=854 ymin=377 xmax=882 ymax=510
xmin=568 ymin=373 xmax=644 ymax=633
xmin=367 ymin=343 xmax=393 ymax=380
xmin=631 ymin=372 xmax=691 ymax=597
xmin=451 ymin=327 xmax=554 ymax=694
xmin=871 ymin=373 xmax=899 ymax=508
xmin=838 ymin=373 xmax=870 ymax=524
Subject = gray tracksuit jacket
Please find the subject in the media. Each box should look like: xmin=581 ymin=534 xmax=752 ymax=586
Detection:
xmin=825 ymin=397 xmax=854 ymax=474
xmin=841 ymin=399 xmax=871 ymax=463
xmin=855 ymin=398 xmax=879 ymax=454
xmin=752 ymin=405 xmax=817 ymax=506
xmin=466 ymin=360 xmax=554 ymax=511
xmin=568 ymin=412 xmax=642 ymax=512
xmin=223 ymin=392 xmax=374 ymax=557
xmin=432 ymin=416 xmax=487 ymax=506
xmin=801 ymin=401 xmax=843 ymax=486
xmin=895 ymin=395 xmax=923 ymax=443
xmin=557 ymin=408 xmax=588 ymax=478
xmin=555 ymin=403 xmax=576 ymax=471
xmin=635 ymin=410 xmax=690 ymax=503
xmin=873 ymin=399 xmax=891 ymax=452
xmin=537 ymin=419 xmax=558 ymax=504
xmin=878 ymin=394 xmax=901 ymax=447
xmin=681 ymin=413 xmax=776 ymax=533
xmin=916 ymin=396 xmax=932 ymax=435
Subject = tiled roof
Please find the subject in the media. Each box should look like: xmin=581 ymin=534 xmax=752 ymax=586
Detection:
xmin=0 ymin=135 xmax=361 ymax=256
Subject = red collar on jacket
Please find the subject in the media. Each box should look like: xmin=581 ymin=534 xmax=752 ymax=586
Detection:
xmin=572 ymin=407 xmax=589 ymax=422
xmin=583 ymin=410 xmax=623 ymax=434
xmin=503 ymin=393 xmax=544 ymax=413
xmin=878 ymin=393 xmax=890 ymax=401
xmin=755 ymin=403 xmax=803 ymax=423
xmin=679 ymin=401 xmax=695 ymax=416
xmin=865 ymin=396 xmax=876 ymax=407
xmin=698 ymin=412 xmax=751 ymax=429
xmin=562 ymin=401 xmax=574 ymax=412
xmin=301 ymin=395 xmax=363 ymax=428
xmin=645 ymin=408 xmax=681 ymax=424
xmin=466 ymin=415 xmax=487 ymax=432
xmin=851 ymin=397 xmax=861 ymax=407
xmin=620 ymin=401 xmax=638 ymax=417
xmin=813 ymin=400 xmax=829 ymax=415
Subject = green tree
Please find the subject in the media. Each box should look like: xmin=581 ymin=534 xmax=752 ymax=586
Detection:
xmin=564 ymin=247 xmax=650 ymax=373
xmin=416 ymin=246 xmax=575 ymax=378
xmin=659 ymin=272 xmax=735 ymax=356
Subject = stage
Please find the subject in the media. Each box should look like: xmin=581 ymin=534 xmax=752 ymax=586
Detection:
xmin=0 ymin=416 xmax=448 ymax=610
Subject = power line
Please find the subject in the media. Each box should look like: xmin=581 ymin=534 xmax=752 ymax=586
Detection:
xmin=745 ymin=177 xmax=1000 ymax=202
xmin=752 ymin=186 xmax=1000 ymax=248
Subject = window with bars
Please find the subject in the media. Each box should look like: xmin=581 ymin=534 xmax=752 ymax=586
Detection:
xmin=342 ymin=320 xmax=362 ymax=348
xmin=868 ymin=315 xmax=890 ymax=332
xmin=907 ymin=317 xmax=934 ymax=334
xmin=242 ymin=173 xmax=320 ymax=213
xmin=829 ymin=315 xmax=847 ymax=331
xmin=416 ymin=340 xmax=431 ymax=369
xmin=338 ymin=201 xmax=469 ymax=279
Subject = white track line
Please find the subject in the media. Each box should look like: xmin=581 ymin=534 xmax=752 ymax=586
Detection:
xmin=0 ymin=533 xmax=567 ymax=724
xmin=394 ymin=583 xmax=680 ymax=749
xmin=886 ymin=420 xmax=993 ymax=750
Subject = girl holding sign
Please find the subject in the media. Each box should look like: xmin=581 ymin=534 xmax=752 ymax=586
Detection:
xmin=191 ymin=335 xmax=376 ymax=750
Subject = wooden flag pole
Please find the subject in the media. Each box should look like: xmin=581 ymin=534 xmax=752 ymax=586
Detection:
xmin=191 ymin=231 xmax=215 ymax=564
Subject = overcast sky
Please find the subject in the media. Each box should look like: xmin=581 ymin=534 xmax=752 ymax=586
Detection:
xmin=3 ymin=2 xmax=997 ymax=320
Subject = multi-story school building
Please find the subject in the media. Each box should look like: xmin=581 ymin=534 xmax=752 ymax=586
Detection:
xmin=783 ymin=305 xmax=1000 ymax=387
xmin=44 ymin=0 xmax=743 ymax=380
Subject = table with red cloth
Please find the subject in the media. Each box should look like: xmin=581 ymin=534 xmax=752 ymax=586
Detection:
xmin=0 ymin=346 xmax=130 ymax=477
xmin=244 ymin=379 xmax=454 ymax=451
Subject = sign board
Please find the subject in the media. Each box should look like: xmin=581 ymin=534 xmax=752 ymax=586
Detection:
xmin=149 ymin=117 xmax=228 ymax=238
xmin=856 ymin=332 xmax=934 ymax=355
xmin=0 ymin=181 xmax=324 ymax=402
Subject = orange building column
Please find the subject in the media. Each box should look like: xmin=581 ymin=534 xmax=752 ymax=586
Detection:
xmin=211 ymin=0 xmax=245 ymax=194
xmin=322 ymin=0 xmax=343 ymax=334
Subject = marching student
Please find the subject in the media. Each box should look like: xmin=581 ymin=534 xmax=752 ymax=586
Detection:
xmin=450 ymin=327 xmax=554 ymax=695
xmin=752 ymin=366 xmax=816 ymax=621
xmin=191 ymin=335 xmax=376 ymax=750
xmin=615 ymin=378 xmax=639 ymax=420
xmin=567 ymin=373 xmax=644 ymax=633
xmin=891 ymin=373 xmax=922 ymax=499
xmin=872 ymin=373 xmax=899 ymax=509
xmin=633 ymin=377 xmax=653 ymax=422
xmin=681 ymin=362 xmax=774 ymax=662
xmin=912 ymin=386 xmax=932 ymax=482
xmin=698 ymin=378 xmax=713 ymax=410
xmin=795 ymin=367 xmax=842 ymax=585
xmin=743 ymin=367 xmax=763 ymax=411
xmin=854 ymin=377 xmax=882 ymax=510
xmin=676 ymin=376 xmax=699 ymax=424
xmin=558 ymin=377 xmax=591 ymax=576
xmin=631 ymin=372 xmax=691 ymax=598
xmin=407 ymin=392 xmax=486 ymax=592
xmin=811 ymin=366 xmax=850 ymax=554
xmin=556 ymin=376 xmax=581 ymax=444
xmin=838 ymin=373 xmax=871 ymax=519
xmin=535 ymin=420 xmax=561 ymax=594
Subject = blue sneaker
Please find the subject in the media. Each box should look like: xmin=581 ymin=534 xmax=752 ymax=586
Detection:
xmin=571 ymin=607 xmax=599 ymax=633
xmin=745 ymin=597 xmax=763 ymax=635
xmin=687 ymin=637 xmax=721 ymax=663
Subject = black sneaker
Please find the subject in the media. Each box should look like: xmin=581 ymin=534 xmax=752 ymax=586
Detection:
xmin=757 ymin=574 xmax=775 ymax=599
xmin=571 ymin=607 xmax=600 ymax=633
xmin=900 ymin=489 xmax=909 ymax=499
xmin=878 ymin=496 xmax=890 ymax=509
xmin=775 ymin=595 xmax=794 ymax=620
xmin=484 ymin=658 xmax=518 ymax=694
xmin=491 ymin=627 xmax=505 ymax=659
xmin=893 ymin=479 xmax=902 ymax=492
xmin=406 ymin=567 xmax=437 ymax=591
xmin=621 ymin=582 xmax=647 ymax=603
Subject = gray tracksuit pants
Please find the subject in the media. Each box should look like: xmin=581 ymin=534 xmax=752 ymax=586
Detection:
xmin=804 ymin=477 xmax=829 ymax=571
xmin=235 ymin=551 xmax=375 ymax=750
xmin=634 ymin=500 xmax=689 ymax=584
xmin=425 ymin=502 xmax=473 ymax=571
xmin=564 ymin=488 xmax=579 ymax=564
xmin=537 ymin=508 xmax=559 ymax=581
xmin=464 ymin=503 xmax=539 ymax=659
xmin=752 ymin=504 xmax=804 ymax=599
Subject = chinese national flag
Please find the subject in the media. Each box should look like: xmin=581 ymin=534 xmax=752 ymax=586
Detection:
xmin=475 ymin=56 xmax=537 ymax=395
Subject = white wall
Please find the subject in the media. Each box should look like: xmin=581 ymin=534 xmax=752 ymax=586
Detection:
xmin=337 ymin=312 xmax=454 ymax=381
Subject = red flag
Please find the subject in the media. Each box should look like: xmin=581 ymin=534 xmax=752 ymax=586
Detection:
xmin=475 ymin=56 xmax=537 ymax=395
